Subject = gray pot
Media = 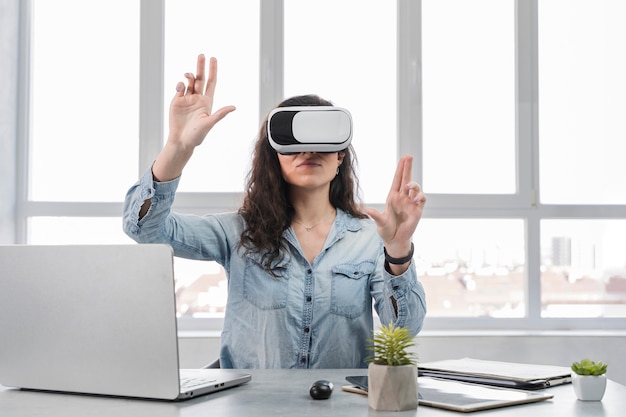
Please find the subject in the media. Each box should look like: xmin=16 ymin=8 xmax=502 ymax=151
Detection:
xmin=367 ymin=363 xmax=418 ymax=411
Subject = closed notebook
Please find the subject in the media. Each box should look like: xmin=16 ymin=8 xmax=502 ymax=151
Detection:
xmin=418 ymin=358 xmax=572 ymax=390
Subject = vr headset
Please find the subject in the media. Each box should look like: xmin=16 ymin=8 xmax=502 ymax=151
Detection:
xmin=267 ymin=106 xmax=352 ymax=154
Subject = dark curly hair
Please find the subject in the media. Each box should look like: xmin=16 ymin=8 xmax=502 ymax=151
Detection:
xmin=238 ymin=94 xmax=367 ymax=275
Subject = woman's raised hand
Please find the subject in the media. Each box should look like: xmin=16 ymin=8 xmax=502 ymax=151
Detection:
xmin=152 ymin=55 xmax=235 ymax=182
xmin=365 ymin=155 xmax=426 ymax=269
xmin=168 ymin=54 xmax=236 ymax=149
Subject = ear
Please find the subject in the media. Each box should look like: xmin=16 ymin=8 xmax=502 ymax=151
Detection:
xmin=337 ymin=151 xmax=346 ymax=165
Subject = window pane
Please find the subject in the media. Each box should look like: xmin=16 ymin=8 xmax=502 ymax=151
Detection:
xmin=541 ymin=220 xmax=626 ymax=318
xmin=284 ymin=0 xmax=397 ymax=203
xmin=538 ymin=0 xmax=626 ymax=204
xmin=422 ymin=0 xmax=515 ymax=194
xmin=30 ymin=0 xmax=139 ymax=202
xmin=416 ymin=219 xmax=526 ymax=317
xmin=164 ymin=0 xmax=259 ymax=193
xmin=174 ymin=258 xmax=227 ymax=318
xmin=28 ymin=217 xmax=134 ymax=244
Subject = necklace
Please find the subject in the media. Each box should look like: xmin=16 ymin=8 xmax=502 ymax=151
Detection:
xmin=292 ymin=210 xmax=336 ymax=232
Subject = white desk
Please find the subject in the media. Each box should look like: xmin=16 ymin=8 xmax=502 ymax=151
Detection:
xmin=1 ymin=368 xmax=625 ymax=416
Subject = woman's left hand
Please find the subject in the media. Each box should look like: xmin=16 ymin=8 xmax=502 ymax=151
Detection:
xmin=365 ymin=155 xmax=426 ymax=262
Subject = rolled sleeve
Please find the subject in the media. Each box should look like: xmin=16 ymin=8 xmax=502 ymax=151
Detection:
xmin=378 ymin=258 xmax=427 ymax=336
xmin=123 ymin=166 xmax=180 ymax=241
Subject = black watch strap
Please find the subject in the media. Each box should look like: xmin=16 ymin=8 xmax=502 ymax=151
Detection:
xmin=384 ymin=242 xmax=414 ymax=265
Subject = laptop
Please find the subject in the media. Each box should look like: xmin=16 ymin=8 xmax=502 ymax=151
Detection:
xmin=0 ymin=244 xmax=251 ymax=401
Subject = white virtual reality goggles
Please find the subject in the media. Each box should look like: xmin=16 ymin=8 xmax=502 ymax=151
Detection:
xmin=267 ymin=106 xmax=353 ymax=154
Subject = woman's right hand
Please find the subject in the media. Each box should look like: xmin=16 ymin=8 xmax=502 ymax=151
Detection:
xmin=152 ymin=54 xmax=236 ymax=182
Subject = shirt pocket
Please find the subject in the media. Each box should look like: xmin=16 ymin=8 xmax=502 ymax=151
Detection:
xmin=243 ymin=252 xmax=290 ymax=310
xmin=330 ymin=261 xmax=375 ymax=319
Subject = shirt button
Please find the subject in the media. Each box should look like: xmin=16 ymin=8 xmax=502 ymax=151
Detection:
xmin=304 ymin=327 xmax=310 ymax=333
xmin=300 ymin=356 xmax=307 ymax=363
xmin=307 ymin=269 xmax=312 ymax=274
xmin=306 ymin=296 xmax=312 ymax=302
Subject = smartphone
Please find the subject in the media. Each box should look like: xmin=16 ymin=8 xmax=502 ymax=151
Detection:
xmin=345 ymin=375 xmax=368 ymax=391
xmin=344 ymin=375 xmax=423 ymax=400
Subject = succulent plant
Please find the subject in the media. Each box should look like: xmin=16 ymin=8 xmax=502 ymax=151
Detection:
xmin=571 ymin=359 xmax=608 ymax=376
xmin=366 ymin=323 xmax=417 ymax=366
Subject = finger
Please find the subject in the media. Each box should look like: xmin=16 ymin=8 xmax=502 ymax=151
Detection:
xmin=406 ymin=183 xmax=415 ymax=200
xmin=406 ymin=180 xmax=420 ymax=190
xmin=401 ymin=155 xmax=414 ymax=194
xmin=210 ymin=105 xmax=237 ymax=125
xmin=184 ymin=73 xmax=195 ymax=95
xmin=389 ymin=156 xmax=406 ymax=194
xmin=174 ymin=81 xmax=185 ymax=97
xmin=413 ymin=192 xmax=427 ymax=206
xmin=204 ymin=56 xmax=218 ymax=99
xmin=194 ymin=54 xmax=206 ymax=94
xmin=406 ymin=180 xmax=421 ymax=196
xmin=364 ymin=207 xmax=382 ymax=224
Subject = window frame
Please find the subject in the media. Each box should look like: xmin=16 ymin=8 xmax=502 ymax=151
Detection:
xmin=13 ymin=0 xmax=626 ymax=332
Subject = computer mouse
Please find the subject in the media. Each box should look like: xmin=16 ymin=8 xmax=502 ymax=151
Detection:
xmin=309 ymin=379 xmax=334 ymax=400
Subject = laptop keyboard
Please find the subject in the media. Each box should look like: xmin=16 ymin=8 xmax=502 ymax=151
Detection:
xmin=180 ymin=375 xmax=217 ymax=390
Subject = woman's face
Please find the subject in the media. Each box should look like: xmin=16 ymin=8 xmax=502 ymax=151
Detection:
xmin=277 ymin=152 xmax=344 ymax=191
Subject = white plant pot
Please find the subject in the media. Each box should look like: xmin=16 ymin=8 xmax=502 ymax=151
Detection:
xmin=367 ymin=363 xmax=418 ymax=411
xmin=572 ymin=373 xmax=607 ymax=401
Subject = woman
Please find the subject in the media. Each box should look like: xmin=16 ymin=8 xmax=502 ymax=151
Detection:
xmin=123 ymin=54 xmax=427 ymax=368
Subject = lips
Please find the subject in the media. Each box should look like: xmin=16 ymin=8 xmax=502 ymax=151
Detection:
xmin=297 ymin=159 xmax=321 ymax=167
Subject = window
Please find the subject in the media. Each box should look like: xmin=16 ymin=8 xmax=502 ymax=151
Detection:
xmin=415 ymin=219 xmax=525 ymax=318
xmin=536 ymin=0 xmax=626 ymax=321
xmin=541 ymin=220 xmax=626 ymax=318
xmin=538 ymin=0 xmax=626 ymax=205
xmin=419 ymin=0 xmax=524 ymax=322
xmin=422 ymin=0 xmax=515 ymax=195
xmin=29 ymin=0 xmax=139 ymax=203
xmin=15 ymin=0 xmax=626 ymax=331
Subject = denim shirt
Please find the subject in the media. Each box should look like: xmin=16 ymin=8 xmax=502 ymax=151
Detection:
xmin=123 ymin=168 xmax=426 ymax=369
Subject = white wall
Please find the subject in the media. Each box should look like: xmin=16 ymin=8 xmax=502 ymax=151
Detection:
xmin=178 ymin=332 xmax=626 ymax=386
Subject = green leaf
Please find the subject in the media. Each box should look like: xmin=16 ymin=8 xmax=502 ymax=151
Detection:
xmin=571 ymin=358 xmax=607 ymax=376
xmin=366 ymin=323 xmax=418 ymax=366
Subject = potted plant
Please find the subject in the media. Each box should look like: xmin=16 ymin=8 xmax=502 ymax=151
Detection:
xmin=366 ymin=323 xmax=418 ymax=411
xmin=570 ymin=358 xmax=608 ymax=401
